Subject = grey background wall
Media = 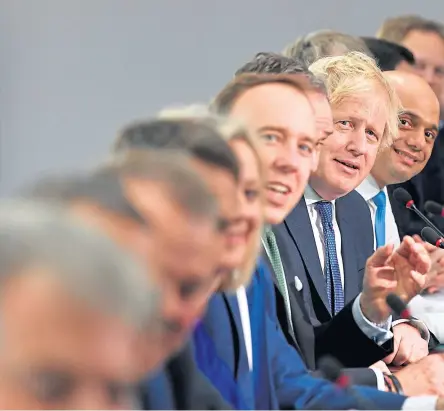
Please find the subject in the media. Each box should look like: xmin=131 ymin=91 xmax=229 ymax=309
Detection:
xmin=0 ymin=0 xmax=442 ymax=195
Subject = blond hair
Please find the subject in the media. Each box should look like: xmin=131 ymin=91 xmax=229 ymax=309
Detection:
xmin=158 ymin=104 xmax=264 ymax=292
xmin=377 ymin=15 xmax=444 ymax=44
xmin=309 ymin=51 xmax=400 ymax=146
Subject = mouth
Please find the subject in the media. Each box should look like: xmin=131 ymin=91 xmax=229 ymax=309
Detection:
xmin=267 ymin=182 xmax=291 ymax=195
xmin=334 ymin=159 xmax=360 ymax=170
xmin=226 ymin=231 xmax=248 ymax=246
xmin=393 ymin=148 xmax=420 ymax=165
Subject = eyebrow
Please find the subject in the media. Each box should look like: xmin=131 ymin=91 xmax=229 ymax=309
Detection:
xmin=399 ymin=110 xmax=439 ymax=133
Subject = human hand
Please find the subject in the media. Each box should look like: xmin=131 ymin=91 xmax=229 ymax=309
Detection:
xmin=383 ymin=322 xmax=428 ymax=365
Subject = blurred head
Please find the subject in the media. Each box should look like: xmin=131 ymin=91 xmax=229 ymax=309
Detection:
xmin=114 ymin=117 xmax=241 ymax=280
xmin=308 ymin=52 xmax=401 ymax=200
xmin=377 ymin=15 xmax=444 ymax=107
xmin=0 ymin=201 xmax=154 ymax=410
xmin=361 ymin=37 xmax=416 ymax=72
xmin=283 ymin=30 xmax=373 ymax=67
xmin=235 ymin=51 xmax=333 ymax=153
xmin=157 ymin=106 xmax=264 ymax=290
xmin=24 ymin=151 xmax=220 ymax=370
xmin=214 ymin=73 xmax=318 ymax=224
xmin=371 ymin=71 xmax=440 ymax=187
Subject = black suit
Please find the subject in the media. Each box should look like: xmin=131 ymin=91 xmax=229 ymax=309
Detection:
xmin=272 ymin=190 xmax=393 ymax=387
xmin=141 ymin=342 xmax=232 ymax=410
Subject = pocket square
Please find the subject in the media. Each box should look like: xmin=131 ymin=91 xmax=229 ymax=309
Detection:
xmin=294 ymin=276 xmax=303 ymax=291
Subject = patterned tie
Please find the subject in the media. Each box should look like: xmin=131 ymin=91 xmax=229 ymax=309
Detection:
xmin=372 ymin=190 xmax=387 ymax=248
xmin=315 ymin=201 xmax=344 ymax=315
xmin=263 ymin=228 xmax=295 ymax=338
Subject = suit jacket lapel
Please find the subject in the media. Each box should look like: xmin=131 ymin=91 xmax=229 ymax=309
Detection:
xmin=336 ymin=198 xmax=362 ymax=304
xmin=284 ymin=198 xmax=330 ymax=312
xmin=222 ymin=292 xmax=250 ymax=381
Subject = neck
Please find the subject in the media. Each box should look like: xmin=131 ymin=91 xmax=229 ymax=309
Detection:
xmin=370 ymin=171 xmax=387 ymax=190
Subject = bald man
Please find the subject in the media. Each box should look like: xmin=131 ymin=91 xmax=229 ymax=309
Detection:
xmin=356 ymin=71 xmax=444 ymax=385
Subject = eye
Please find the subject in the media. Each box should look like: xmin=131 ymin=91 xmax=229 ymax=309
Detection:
xmin=106 ymin=382 xmax=135 ymax=405
xmin=425 ymin=130 xmax=437 ymax=140
xmin=299 ymin=143 xmax=313 ymax=155
xmin=27 ymin=372 xmax=73 ymax=402
xmin=365 ymin=129 xmax=379 ymax=142
xmin=261 ymin=133 xmax=279 ymax=143
xmin=244 ymin=189 xmax=259 ymax=201
xmin=179 ymin=281 xmax=201 ymax=299
xmin=399 ymin=118 xmax=413 ymax=129
xmin=436 ymin=66 xmax=444 ymax=76
xmin=336 ymin=120 xmax=353 ymax=130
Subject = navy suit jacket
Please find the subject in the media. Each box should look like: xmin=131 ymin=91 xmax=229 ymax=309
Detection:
xmin=194 ymin=258 xmax=406 ymax=410
xmin=273 ymin=191 xmax=394 ymax=386
xmin=140 ymin=342 xmax=232 ymax=410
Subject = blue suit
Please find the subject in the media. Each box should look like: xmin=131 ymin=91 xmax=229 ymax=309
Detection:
xmin=194 ymin=257 xmax=406 ymax=410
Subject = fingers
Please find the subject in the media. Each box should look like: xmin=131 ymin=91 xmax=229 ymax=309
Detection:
xmin=396 ymin=236 xmax=415 ymax=258
xmin=412 ymin=243 xmax=432 ymax=274
xmin=367 ymin=244 xmax=394 ymax=268
xmin=397 ymin=236 xmax=432 ymax=274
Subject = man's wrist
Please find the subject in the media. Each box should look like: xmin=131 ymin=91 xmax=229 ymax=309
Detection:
xmin=360 ymin=293 xmax=389 ymax=324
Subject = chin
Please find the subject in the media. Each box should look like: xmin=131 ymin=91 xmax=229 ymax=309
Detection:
xmin=265 ymin=206 xmax=288 ymax=225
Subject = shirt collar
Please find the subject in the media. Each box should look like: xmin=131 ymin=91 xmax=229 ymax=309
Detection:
xmin=355 ymin=174 xmax=384 ymax=202
xmin=304 ymin=185 xmax=336 ymax=206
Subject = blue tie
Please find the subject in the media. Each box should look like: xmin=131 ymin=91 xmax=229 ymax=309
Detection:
xmin=372 ymin=190 xmax=387 ymax=248
xmin=315 ymin=201 xmax=344 ymax=315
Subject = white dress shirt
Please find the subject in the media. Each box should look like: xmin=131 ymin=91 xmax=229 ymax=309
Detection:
xmin=305 ymin=185 xmax=345 ymax=287
xmin=236 ymin=286 xmax=253 ymax=370
xmin=355 ymin=175 xmax=400 ymax=250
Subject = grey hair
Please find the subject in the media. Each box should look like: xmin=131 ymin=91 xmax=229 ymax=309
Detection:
xmin=21 ymin=171 xmax=146 ymax=225
xmin=105 ymin=150 xmax=219 ymax=223
xmin=234 ymin=52 xmax=327 ymax=95
xmin=283 ymin=30 xmax=373 ymax=67
xmin=22 ymin=151 xmax=219 ymax=227
xmin=0 ymin=200 xmax=159 ymax=329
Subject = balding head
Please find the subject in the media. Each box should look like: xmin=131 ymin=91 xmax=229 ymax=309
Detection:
xmin=371 ymin=70 xmax=440 ymax=186
xmin=384 ymin=70 xmax=440 ymax=119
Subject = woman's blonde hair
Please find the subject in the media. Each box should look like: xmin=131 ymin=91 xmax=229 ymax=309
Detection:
xmin=158 ymin=104 xmax=264 ymax=291
xmin=309 ymin=51 xmax=401 ymax=147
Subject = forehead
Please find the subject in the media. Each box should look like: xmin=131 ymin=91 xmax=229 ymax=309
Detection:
xmin=229 ymin=83 xmax=316 ymax=137
xmin=1 ymin=271 xmax=134 ymax=372
xmin=395 ymin=83 xmax=440 ymax=125
xmin=402 ymin=30 xmax=444 ymax=58
xmin=334 ymin=91 xmax=387 ymax=119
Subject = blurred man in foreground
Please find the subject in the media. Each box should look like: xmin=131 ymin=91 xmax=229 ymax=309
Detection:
xmin=26 ymin=145 xmax=233 ymax=409
xmin=0 ymin=201 xmax=155 ymax=410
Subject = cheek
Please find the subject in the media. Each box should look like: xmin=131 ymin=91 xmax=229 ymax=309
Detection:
xmin=363 ymin=148 xmax=380 ymax=173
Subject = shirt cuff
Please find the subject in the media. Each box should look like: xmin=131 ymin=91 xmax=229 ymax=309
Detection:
xmin=402 ymin=396 xmax=438 ymax=410
xmin=393 ymin=318 xmax=431 ymax=343
xmin=369 ymin=368 xmax=386 ymax=391
xmin=352 ymin=294 xmax=393 ymax=345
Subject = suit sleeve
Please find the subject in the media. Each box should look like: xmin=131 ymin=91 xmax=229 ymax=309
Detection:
xmin=266 ymin=310 xmax=405 ymax=410
xmin=260 ymin=264 xmax=404 ymax=409
xmin=313 ymin=297 xmax=394 ymax=368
